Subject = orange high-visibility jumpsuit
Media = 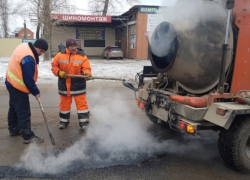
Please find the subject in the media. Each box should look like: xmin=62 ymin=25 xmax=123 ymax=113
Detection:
xmin=51 ymin=48 xmax=91 ymax=127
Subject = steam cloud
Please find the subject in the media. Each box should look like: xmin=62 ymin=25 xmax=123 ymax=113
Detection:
xmin=16 ymin=1 xmax=225 ymax=175
xmin=149 ymin=0 xmax=227 ymax=57
xmin=160 ymin=0 xmax=226 ymax=31
xmin=16 ymin=90 xmax=216 ymax=175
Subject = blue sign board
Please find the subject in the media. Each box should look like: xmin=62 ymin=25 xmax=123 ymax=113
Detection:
xmin=76 ymin=27 xmax=105 ymax=40
xmin=139 ymin=6 xmax=160 ymax=13
xmin=22 ymin=39 xmax=37 ymax=44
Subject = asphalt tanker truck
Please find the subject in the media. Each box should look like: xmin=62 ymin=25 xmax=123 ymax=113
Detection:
xmin=123 ymin=0 xmax=250 ymax=173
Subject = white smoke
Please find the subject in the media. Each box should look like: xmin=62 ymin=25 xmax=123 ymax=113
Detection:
xmin=16 ymin=90 xmax=216 ymax=175
xmin=149 ymin=0 xmax=227 ymax=58
xmin=159 ymin=0 xmax=227 ymax=31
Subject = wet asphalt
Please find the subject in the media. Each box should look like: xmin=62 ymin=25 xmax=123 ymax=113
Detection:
xmin=0 ymin=82 xmax=250 ymax=180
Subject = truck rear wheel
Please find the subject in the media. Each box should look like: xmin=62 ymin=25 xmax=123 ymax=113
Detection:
xmin=218 ymin=116 xmax=250 ymax=173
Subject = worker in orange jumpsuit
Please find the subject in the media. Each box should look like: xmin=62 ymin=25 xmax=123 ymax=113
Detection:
xmin=51 ymin=37 xmax=92 ymax=130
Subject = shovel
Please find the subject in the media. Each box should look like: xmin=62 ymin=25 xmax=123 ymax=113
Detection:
xmin=37 ymin=98 xmax=58 ymax=157
xmin=67 ymin=74 xmax=123 ymax=81
xmin=66 ymin=74 xmax=138 ymax=91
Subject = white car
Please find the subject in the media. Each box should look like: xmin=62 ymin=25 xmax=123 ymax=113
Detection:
xmin=102 ymin=46 xmax=123 ymax=60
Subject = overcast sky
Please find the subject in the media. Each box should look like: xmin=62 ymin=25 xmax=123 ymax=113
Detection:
xmin=75 ymin=0 xmax=163 ymax=13
xmin=74 ymin=0 xmax=177 ymax=14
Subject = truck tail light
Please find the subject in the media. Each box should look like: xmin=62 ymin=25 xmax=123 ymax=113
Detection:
xmin=139 ymin=102 xmax=145 ymax=109
xmin=180 ymin=121 xmax=187 ymax=130
xmin=187 ymin=124 xmax=195 ymax=133
xmin=136 ymin=99 xmax=140 ymax=106
xmin=216 ymin=107 xmax=227 ymax=116
xmin=180 ymin=120 xmax=195 ymax=134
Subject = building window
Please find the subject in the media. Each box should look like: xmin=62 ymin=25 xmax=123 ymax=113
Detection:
xmin=130 ymin=24 xmax=136 ymax=34
xmin=130 ymin=35 xmax=136 ymax=49
xmin=21 ymin=33 xmax=24 ymax=36
xmin=84 ymin=40 xmax=105 ymax=47
xmin=27 ymin=34 xmax=31 ymax=36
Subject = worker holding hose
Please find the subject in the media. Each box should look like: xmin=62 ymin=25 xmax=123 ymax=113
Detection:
xmin=51 ymin=37 xmax=92 ymax=130
xmin=5 ymin=39 xmax=48 ymax=144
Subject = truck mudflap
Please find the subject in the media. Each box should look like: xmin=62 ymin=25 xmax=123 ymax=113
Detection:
xmin=204 ymin=102 xmax=250 ymax=129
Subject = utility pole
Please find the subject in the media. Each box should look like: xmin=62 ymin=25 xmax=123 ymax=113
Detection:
xmin=120 ymin=19 xmax=128 ymax=58
xmin=24 ymin=20 xmax=27 ymax=39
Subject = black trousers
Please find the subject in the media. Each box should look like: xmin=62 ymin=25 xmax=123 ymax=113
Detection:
xmin=6 ymin=86 xmax=35 ymax=140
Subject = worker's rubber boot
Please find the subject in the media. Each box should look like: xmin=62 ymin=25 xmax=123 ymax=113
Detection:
xmin=79 ymin=121 xmax=89 ymax=130
xmin=23 ymin=136 xmax=44 ymax=144
xmin=59 ymin=124 xmax=66 ymax=129
xmin=58 ymin=122 xmax=68 ymax=129
xmin=59 ymin=113 xmax=70 ymax=129
xmin=78 ymin=112 xmax=89 ymax=130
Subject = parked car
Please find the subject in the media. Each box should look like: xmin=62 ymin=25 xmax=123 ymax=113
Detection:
xmin=102 ymin=46 xmax=123 ymax=59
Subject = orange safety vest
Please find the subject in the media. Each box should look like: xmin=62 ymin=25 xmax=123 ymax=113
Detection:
xmin=6 ymin=43 xmax=38 ymax=94
xmin=51 ymin=48 xmax=91 ymax=96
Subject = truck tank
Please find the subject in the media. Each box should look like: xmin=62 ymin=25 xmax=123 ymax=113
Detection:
xmin=149 ymin=1 xmax=234 ymax=94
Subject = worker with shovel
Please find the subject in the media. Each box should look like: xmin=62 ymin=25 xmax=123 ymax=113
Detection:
xmin=5 ymin=39 xmax=48 ymax=144
xmin=51 ymin=37 xmax=92 ymax=130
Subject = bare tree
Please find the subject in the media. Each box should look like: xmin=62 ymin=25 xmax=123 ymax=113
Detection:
xmin=88 ymin=0 xmax=140 ymax=15
xmin=0 ymin=0 xmax=28 ymax=37
xmin=26 ymin=0 xmax=75 ymax=60
xmin=0 ymin=0 xmax=9 ymax=37
xmin=35 ymin=0 xmax=41 ymax=39
xmin=102 ymin=0 xmax=109 ymax=16
xmin=27 ymin=0 xmax=75 ymax=38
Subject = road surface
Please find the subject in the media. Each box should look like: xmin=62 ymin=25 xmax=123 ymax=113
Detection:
xmin=0 ymin=82 xmax=249 ymax=180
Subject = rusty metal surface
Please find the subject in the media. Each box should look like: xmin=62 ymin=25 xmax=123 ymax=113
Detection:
xmin=230 ymin=13 xmax=250 ymax=94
